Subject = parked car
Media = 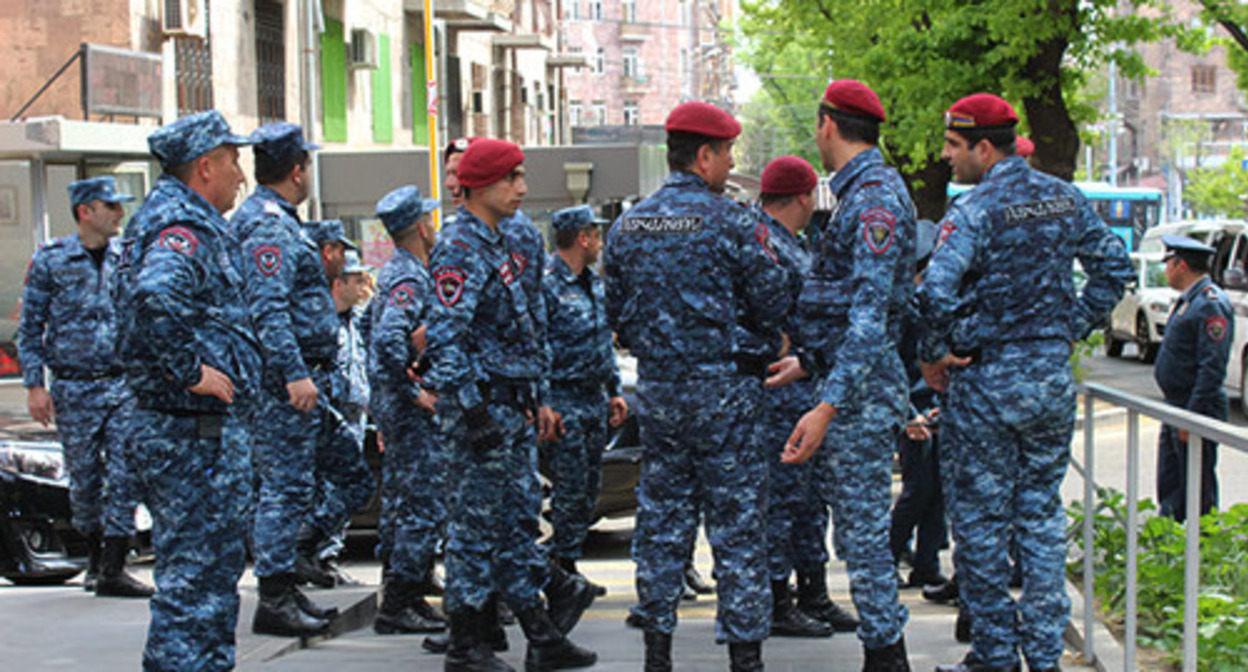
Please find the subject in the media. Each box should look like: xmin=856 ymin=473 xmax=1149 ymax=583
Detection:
xmin=0 ymin=433 xmax=90 ymax=585
xmin=1106 ymin=251 xmax=1178 ymax=363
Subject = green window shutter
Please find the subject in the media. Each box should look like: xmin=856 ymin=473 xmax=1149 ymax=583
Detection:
xmin=411 ymin=43 xmax=428 ymax=144
xmin=372 ymin=33 xmax=393 ymax=143
xmin=321 ymin=18 xmax=348 ymax=143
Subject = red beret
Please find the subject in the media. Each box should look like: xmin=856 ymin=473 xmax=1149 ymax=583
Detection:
xmin=1015 ymin=136 xmax=1035 ymax=157
xmin=457 ymin=138 xmax=525 ymax=188
xmin=665 ymin=101 xmax=741 ymax=139
xmin=821 ymin=80 xmax=886 ymax=122
xmin=760 ymin=155 xmax=818 ymax=196
xmin=945 ymin=93 xmax=1019 ymax=129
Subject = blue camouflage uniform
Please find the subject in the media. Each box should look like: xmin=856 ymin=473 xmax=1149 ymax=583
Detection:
xmin=540 ymin=207 xmax=623 ymax=562
xmin=918 ymin=155 xmax=1132 ymax=670
xmin=113 ymin=109 xmax=261 ymax=672
xmin=742 ymin=205 xmax=829 ymax=582
xmin=228 ymin=181 xmax=341 ymax=580
xmin=1153 ymin=251 xmax=1232 ymax=522
xmin=794 ymin=147 xmax=915 ymax=651
xmin=423 ymin=205 xmax=552 ymax=613
xmin=604 ymin=170 xmax=790 ymax=643
xmin=19 ymin=208 xmax=140 ymax=540
xmin=368 ymin=187 xmax=446 ymax=586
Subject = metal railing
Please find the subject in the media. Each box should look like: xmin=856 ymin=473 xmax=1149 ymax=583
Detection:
xmin=1076 ymin=382 xmax=1248 ymax=671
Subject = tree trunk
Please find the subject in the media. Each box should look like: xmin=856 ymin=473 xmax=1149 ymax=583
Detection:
xmin=1021 ymin=1 xmax=1079 ymax=181
xmin=903 ymin=158 xmax=953 ymax=222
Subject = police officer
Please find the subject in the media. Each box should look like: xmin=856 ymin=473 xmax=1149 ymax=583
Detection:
xmin=541 ymin=204 xmax=629 ymax=596
xmin=918 ymin=93 xmax=1133 ymax=672
xmin=367 ymin=186 xmax=449 ymax=635
xmin=117 ymin=110 xmax=261 ymax=671
xmin=422 ymin=139 xmax=597 ymax=671
xmin=604 ymin=101 xmax=790 ymax=672
xmin=768 ymin=80 xmax=916 ymax=671
xmin=228 ymin=122 xmax=338 ymax=637
xmin=1153 ymin=234 xmax=1232 ymax=522
xmin=18 ymin=176 xmax=153 ymax=599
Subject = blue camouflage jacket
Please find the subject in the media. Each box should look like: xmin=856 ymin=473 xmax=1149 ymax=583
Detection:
xmin=542 ymin=252 xmax=622 ymax=396
xmin=918 ymin=156 xmax=1132 ymax=363
xmin=423 ymin=207 xmax=550 ymax=411
xmin=735 ymin=205 xmax=810 ymax=363
xmin=1154 ymin=276 xmax=1233 ymax=417
xmin=754 ymin=207 xmax=818 ymax=410
xmin=368 ymin=247 xmax=431 ymax=406
xmin=603 ymin=171 xmax=790 ymax=381
xmin=797 ymin=148 xmax=915 ymax=415
xmin=229 ymin=186 xmax=339 ymax=389
xmin=19 ymin=234 xmax=126 ymax=387
xmin=333 ymin=305 xmax=370 ymax=409
xmin=117 ymin=174 xmax=262 ymax=413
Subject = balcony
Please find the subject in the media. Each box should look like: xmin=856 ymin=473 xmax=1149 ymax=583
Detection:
xmin=406 ymin=0 xmax=512 ymax=32
xmin=621 ymin=75 xmax=649 ymax=95
xmin=619 ymin=22 xmax=649 ymax=41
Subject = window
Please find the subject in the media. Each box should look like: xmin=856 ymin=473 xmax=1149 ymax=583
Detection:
xmin=589 ymin=0 xmax=602 ymax=20
xmin=255 ymin=0 xmax=284 ymax=122
xmin=624 ymin=101 xmax=640 ymax=126
xmin=623 ymin=46 xmax=641 ymax=78
xmin=569 ymin=100 xmax=583 ymax=126
xmin=594 ymin=47 xmax=605 ymax=74
xmin=592 ymin=101 xmax=607 ymax=126
xmin=568 ymin=0 xmax=580 ymax=20
xmin=1192 ymin=65 xmax=1217 ymax=94
xmin=622 ymin=0 xmax=636 ymax=22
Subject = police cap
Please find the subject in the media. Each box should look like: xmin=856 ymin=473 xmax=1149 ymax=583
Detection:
xmin=305 ymin=220 xmax=359 ymax=252
xmin=820 ymin=80 xmax=886 ymax=123
xmin=760 ymin=155 xmax=818 ymax=196
xmin=1016 ymin=136 xmax=1035 ymax=157
xmin=375 ymin=185 xmax=440 ymax=237
xmin=945 ymin=93 xmax=1019 ymax=130
xmin=664 ymin=101 xmax=742 ymax=139
xmin=551 ymin=205 xmax=608 ymax=233
xmin=457 ymin=139 xmax=526 ymax=189
xmin=250 ymin=122 xmax=319 ymax=165
xmin=148 ymin=110 xmax=253 ymax=168
xmin=1161 ymin=234 xmax=1215 ymax=264
xmin=341 ymin=249 xmax=372 ymax=275
xmin=68 ymin=176 xmax=135 ymax=208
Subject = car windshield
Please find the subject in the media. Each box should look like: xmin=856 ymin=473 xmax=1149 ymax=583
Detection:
xmin=1143 ymin=260 xmax=1167 ymax=289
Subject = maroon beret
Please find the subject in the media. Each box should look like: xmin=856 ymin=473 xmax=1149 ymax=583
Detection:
xmin=1015 ymin=136 xmax=1035 ymax=157
xmin=457 ymin=138 xmax=525 ymax=188
xmin=945 ymin=93 xmax=1019 ymax=130
xmin=821 ymin=80 xmax=886 ymax=122
xmin=761 ymin=155 xmax=818 ymax=196
xmin=664 ymin=101 xmax=742 ymax=139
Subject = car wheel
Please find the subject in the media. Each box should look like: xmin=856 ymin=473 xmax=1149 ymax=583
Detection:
xmin=3 ymin=570 xmax=80 ymax=586
xmin=1241 ymin=359 xmax=1248 ymax=418
xmin=1136 ymin=313 xmax=1157 ymax=363
xmin=1106 ymin=333 xmax=1124 ymax=358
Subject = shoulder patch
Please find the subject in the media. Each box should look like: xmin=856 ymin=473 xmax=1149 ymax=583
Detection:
xmin=1206 ymin=315 xmax=1228 ymax=342
xmin=435 ymin=267 xmax=466 ymax=307
xmin=619 ymin=216 xmax=704 ymax=234
xmin=510 ymin=251 xmax=529 ymax=279
xmin=253 ymin=244 xmax=282 ymax=277
xmin=937 ymin=219 xmax=956 ymax=249
xmin=389 ymin=284 xmax=415 ymax=308
xmin=158 ymin=226 xmax=199 ymax=256
xmin=860 ymin=207 xmax=897 ymax=254
xmin=754 ymin=222 xmax=778 ymax=263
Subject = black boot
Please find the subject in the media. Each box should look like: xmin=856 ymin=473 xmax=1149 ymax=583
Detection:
xmin=83 ymin=533 xmax=102 ymax=592
xmin=94 ymin=537 xmax=155 ymax=598
xmin=480 ymin=595 xmax=510 ymax=651
xmin=728 ymin=641 xmax=764 ymax=672
xmin=771 ymin=580 xmax=832 ymax=637
xmin=955 ymin=606 xmax=972 ymax=643
xmin=291 ymin=587 xmax=339 ymax=620
xmin=934 ymin=654 xmax=1020 ymax=672
xmin=295 ymin=532 xmax=336 ymax=588
xmin=684 ymin=562 xmax=713 ymax=594
xmin=923 ymin=573 xmax=959 ymax=605
xmin=375 ymin=579 xmax=446 ymax=634
xmin=515 ymin=604 xmax=597 ymax=671
xmin=544 ymin=562 xmax=596 ymax=635
xmin=643 ymin=631 xmax=672 ymax=672
xmin=445 ymin=608 xmax=514 ymax=672
xmin=418 ymin=557 xmax=445 ymax=596
xmin=796 ymin=567 xmax=859 ymax=633
xmin=253 ymin=574 xmax=332 ymax=637
xmin=555 ymin=556 xmax=606 ymax=597
xmin=862 ymin=636 xmax=911 ymax=672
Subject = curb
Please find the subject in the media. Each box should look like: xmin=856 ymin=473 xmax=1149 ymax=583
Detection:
xmin=1063 ymin=578 xmax=1129 ymax=672
xmin=237 ymin=586 xmax=380 ymax=665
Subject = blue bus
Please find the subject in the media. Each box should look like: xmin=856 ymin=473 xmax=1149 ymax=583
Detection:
xmin=947 ymin=181 xmax=1164 ymax=250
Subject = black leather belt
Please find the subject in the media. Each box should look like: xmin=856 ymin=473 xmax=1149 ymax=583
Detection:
xmin=55 ymin=368 xmax=124 ymax=381
xmin=481 ymin=381 xmax=536 ymax=411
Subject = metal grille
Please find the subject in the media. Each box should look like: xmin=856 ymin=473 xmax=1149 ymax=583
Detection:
xmin=175 ymin=36 xmax=214 ymax=115
xmin=255 ymin=0 xmax=285 ymax=122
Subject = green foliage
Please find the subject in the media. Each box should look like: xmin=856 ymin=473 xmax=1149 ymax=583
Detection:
xmin=1068 ymin=488 xmax=1248 ymax=670
xmin=1071 ymin=331 xmax=1104 ymax=383
xmin=1185 ymin=146 xmax=1248 ymax=218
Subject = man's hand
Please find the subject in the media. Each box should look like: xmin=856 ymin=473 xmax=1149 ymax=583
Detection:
xmin=538 ymin=406 xmax=564 ymax=443
xmin=286 ymin=377 xmax=318 ymax=412
xmin=765 ymin=355 xmax=808 ymax=389
xmin=189 ymin=365 xmax=236 ymax=404
xmin=608 ymin=396 xmax=629 ymax=428
xmin=782 ymin=402 xmax=837 ymax=464
xmin=414 ymin=389 xmax=438 ymax=414
xmin=26 ymin=387 xmax=55 ymax=426
xmin=904 ymin=414 xmax=932 ymax=442
xmin=919 ymin=353 xmax=972 ymax=393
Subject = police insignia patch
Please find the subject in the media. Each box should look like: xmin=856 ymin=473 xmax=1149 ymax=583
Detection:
xmin=1206 ymin=315 xmax=1228 ymax=342
xmin=254 ymin=245 xmax=282 ymax=277
xmin=754 ymin=222 xmax=778 ymax=263
xmin=158 ymin=226 xmax=199 ymax=256
xmin=390 ymin=284 xmax=414 ymax=307
xmin=510 ymin=252 xmax=528 ymax=278
xmin=435 ymin=267 xmax=465 ymax=307
xmin=861 ymin=207 xmax=896 ymax=254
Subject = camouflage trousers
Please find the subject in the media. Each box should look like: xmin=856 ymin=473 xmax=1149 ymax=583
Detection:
xmin=633 ymin=374 xmax=770 ymax=643
xmin=816 ymin=405 xmax=908 ymax=650
xmin=131 ymin=408 xmax=252 ymax=672
xmin=540 ymin=384 xmax=609 ymax=560
xmin=943 ymin=344 xmax=1074 ymax=671
xmin=50 ymin=376 xmax=141 ymax=537
xmin=307 ymin=400 xmax=375 ymax=544
xmin=375 ymin=395 xmax=446 ymax=583
xmin=439 ymin=395 xmax=548 ymax=612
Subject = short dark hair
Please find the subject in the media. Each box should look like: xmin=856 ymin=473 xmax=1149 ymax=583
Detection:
xmin=951 ymin=128 xmax=1016 ymax=155
xmin=667 ymin=131 xmax=730 ymax=172
xmin=759 ymin=193 xmax=801 ymax=209
xmin=254 ymin=149 xmax=309 ymax=186
xmin=165 ymin=159 xmax=197 ymax=184
xmin=555 ymin=226 xmax=591 ymax=250
xmin=1178 ymin=253 xmax=1210 ymax=273
xmin=817 ymin=106 xmax=880 ymax=146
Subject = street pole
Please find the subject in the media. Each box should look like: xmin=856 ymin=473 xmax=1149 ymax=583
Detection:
xmin=425 ymin=0 xmax=442 ymax=228
xmin=1107 ymin=58 xmax=1118 ymax=186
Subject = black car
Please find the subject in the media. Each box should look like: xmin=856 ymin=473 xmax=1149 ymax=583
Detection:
xmin=0 ymin=436 xmax=90 ymax=585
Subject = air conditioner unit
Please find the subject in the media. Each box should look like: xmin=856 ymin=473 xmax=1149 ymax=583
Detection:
xmin=349 ymin=29 xmax=378 ymax=70
xmin=163 ymin=0 xmax=207 ymax=38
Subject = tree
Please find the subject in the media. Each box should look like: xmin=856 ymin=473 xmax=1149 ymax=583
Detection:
xmin=1184 ymin=146 xmax=1248 ymax=218
xmin=737 ymin=0 xmax=1195 ymax=219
